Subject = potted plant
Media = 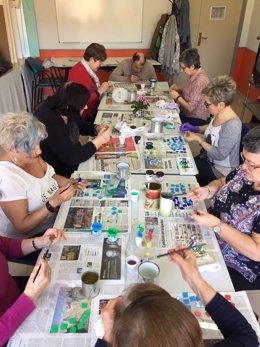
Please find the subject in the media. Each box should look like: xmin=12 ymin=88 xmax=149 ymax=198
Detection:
xmin=131 ymin=95 xmax=150 ymax=118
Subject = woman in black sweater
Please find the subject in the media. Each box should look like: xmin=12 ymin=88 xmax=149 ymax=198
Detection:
xmin=35 ymin=82 xmax=111 ymax=178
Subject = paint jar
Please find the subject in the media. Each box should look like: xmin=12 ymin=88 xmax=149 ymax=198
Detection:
xmin=128 ymin=90 xmax=137 ymax=103
xmin=145 ymin=170 xmax=154 ymax=182
xmin=92 ymin=222 xmax=102 ymax=237
xmin=116 ymin=162 xmax=130 ymax=180
xmin=138 ymin=261 xmax=160 ymax=283
xmin=150 ymin=78 xmax=157 ymax=89
xmin=159 ymin=192 xmax=173 ymax=217
xmin=81 ymin=271 xmax=100 ymax=298
xmin=151 ymin=118 xmax=163 ymax=133
xmin=145 ymin=182 xmax=162 ymax=210
xmin=107 ymin=227 xmax=118 ymax=243
xmin=154 ymin=171 xmax=164 ymax=183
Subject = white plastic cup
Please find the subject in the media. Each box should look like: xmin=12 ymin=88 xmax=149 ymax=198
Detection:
xmin=130 ymin=190 xmax=140 ymax=202
xmin=117 ymin=162 xmax=130 ymax=180
xmin=138 ymin=261 xmax=160 ymax=283
xmin=119 ymin=135 xmax=126 ymax=146
xmin=159 ymin=192 xmax=173 ymax=217
xmin=126 ymin=255 xmax=139 ymax=272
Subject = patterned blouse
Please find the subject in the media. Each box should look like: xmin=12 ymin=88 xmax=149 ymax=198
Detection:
xmin=210 ymin=167 xmax=260 ymax=283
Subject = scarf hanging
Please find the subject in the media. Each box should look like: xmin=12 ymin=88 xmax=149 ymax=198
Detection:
xmin=80 ymin=58 xmax=100 ymax=88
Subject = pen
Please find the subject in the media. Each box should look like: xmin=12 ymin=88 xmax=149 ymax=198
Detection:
xmin=32 ymin=248 xmax=49 ymax=283
xmin=147 ymin=243 xmax=206 ymax=261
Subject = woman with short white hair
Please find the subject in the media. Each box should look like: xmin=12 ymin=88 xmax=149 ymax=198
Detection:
xmin=0 ymin=112 xmax=79 ymax=238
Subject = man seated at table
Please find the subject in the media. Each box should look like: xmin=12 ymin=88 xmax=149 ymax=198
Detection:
xmin=109 ymin=52 xmax=157 ymax=83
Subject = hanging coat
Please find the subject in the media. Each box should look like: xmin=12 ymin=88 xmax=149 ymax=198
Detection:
xmin=158 ymin=15 xmax=180 ymax=78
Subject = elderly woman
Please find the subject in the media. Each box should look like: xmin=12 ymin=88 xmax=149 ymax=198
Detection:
xmin=68 ymin=43 xmax=111 ymax=121
xmin=189 ymin=126 xmax=260 ymax=291
xmin=169 ymin=48 xmax=209 ymax=126
xmin=0 ymin=112 xmax=80 ymax=238
xmin=35 ymin=82 xmax=111 ymax=178
xmin=95 ymin=250 xmax=258 ymax=347
xmin=181 ymin=76 xmax=241 ymax=186
xmin=0 ymin=228 xmax=64 ymax=346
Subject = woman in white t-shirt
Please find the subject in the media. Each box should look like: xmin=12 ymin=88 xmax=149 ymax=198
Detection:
xmin=0 ymin=112 xmax=81 ymax=238
xmin=180 ymin=76 xmax=242 ymax=186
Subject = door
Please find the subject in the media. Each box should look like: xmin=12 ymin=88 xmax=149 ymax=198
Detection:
xmin=194 ymin=0 xmax=244 ymax=79
xmin=174 ymin=0 xmax=244 ymax=85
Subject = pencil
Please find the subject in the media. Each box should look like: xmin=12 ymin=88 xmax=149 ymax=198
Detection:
xmin=32 ymin=249 xmax=49 ymax=283
xmin=147 ymin=243 xmax=206 ymax=261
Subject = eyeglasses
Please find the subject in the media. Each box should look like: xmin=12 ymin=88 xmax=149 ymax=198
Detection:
xmin=204 ymin=101 xmax=212 ymax=108
xmin=240 ymin=152 xmax=260 ymax=172
xmin=180 ymin=64 xmax=188 ymax=71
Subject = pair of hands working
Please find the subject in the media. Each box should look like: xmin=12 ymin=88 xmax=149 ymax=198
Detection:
xmin=23 ymin=228 xmax=65 ymax=305
xmin=100 ymin=249 xmax=217 ymax=344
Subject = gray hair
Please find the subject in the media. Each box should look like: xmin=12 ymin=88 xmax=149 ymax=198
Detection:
xmin=0 ymin=112 xmax=47 ymax=155
xmin=202 ymin=75 xmax=236 ymax=106
xmin=242 ymin=126 xmax=260 ymax=154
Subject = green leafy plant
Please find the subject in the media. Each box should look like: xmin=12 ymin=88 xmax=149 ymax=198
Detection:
xmin=131 ymin=95 xmax=150 ymax=115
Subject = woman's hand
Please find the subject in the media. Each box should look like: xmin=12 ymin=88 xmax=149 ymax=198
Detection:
xmin=95 ymin=124 xmax=111 ymax=133
xmin=169 ymin=83 xmax=178 ymax=91
xmin=169 ymin=89 xmax=179 ymax=100
xmin=188 ymin=186 xmax=209 ymax=203
xmin=36 ymin=228 xmax=66 ymax=249
xmin=93 ymin=127 xmax=112 ymax=148
xmin=23 ymin=258 xmax=51 ymax=305
xmin=183 ymin=131 xmax=201 ymax=143
xmin=168 ymin=249 xmax=199 ymax=282
xmin=98 ymin=82 xmax=111 ymax=95
xmin=101 ymin=296 xmax=124 ymax=343
xmin=192 ymin=209 xmax=220 ymax=228
xmin=49 ymin=185 xmax=75 ymax=208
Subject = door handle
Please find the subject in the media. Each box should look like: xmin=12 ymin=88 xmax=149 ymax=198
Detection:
xmin=197 ymin=32 xmax=208 ymax=46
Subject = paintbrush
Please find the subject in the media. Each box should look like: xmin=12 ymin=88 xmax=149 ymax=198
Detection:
xmin=32 ymin=248 xmax=49 ymax=283
xmin=147 ymin=243 xmax=206 ymax=261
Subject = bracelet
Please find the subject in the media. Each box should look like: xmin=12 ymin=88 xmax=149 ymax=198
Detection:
xmin=32 ymin=239 xmax=40 ymax=250
xmin=205 ymin=185 xmax=212 ymax=199
xmin=175 ymin=95 xmax=181 ymax=103
xmin=46 ymin=201 xmax=59 ymax=213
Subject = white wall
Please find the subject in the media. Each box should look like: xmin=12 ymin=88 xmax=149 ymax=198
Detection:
xmin=239 ymin=0 xmax=260 ymax=52
xmin=34 ymin=0 xmax=171 ymax=50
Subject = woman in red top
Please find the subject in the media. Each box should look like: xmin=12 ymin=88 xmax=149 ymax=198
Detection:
xmin=68 ymin=43 xmax=111 ymax=122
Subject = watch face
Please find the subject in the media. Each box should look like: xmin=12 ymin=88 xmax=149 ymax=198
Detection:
xmin=213 ymin=225 xmax=221 ymax=234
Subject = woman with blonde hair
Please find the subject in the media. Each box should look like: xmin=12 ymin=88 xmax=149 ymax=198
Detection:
xmin=180 ymin=75 xmax=241 ymax=186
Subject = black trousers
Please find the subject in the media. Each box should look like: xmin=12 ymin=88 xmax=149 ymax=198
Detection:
xmin=194 ymin=156 xmax=218 ymax=186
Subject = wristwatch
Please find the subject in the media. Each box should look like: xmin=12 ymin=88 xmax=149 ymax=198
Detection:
xmin=213 ymin=221 xmax=223 ymax=234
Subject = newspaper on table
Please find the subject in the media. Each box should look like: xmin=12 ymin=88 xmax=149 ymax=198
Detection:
xmin=55 ymin=198 xmax=131 ymax=234
xmin=36 ymin=234 xmax=126 ymax=283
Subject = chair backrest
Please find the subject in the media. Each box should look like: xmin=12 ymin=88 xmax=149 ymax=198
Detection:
xmin=239 ymin=123 xmax=250 ymax=164
xmin=25 ymin=57 xmax=45 ymax=74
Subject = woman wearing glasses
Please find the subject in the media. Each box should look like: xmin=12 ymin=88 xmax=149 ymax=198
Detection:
xmin=169 ymin=48 xmax=209 ymax=126
xmin=181 ymin=76 xmax=241 ymax=186
xmin=188 ymin=126 xmax=260 ymax=290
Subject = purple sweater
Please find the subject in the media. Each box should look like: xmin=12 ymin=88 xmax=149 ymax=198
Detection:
xmin=0 ymin=237 xmax=35 ymax=346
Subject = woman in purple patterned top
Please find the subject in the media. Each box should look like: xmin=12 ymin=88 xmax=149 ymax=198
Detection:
xmin=188 ymin=126 xmax=260 ymax=290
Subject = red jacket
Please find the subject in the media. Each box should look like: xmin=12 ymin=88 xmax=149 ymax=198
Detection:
xmin=68 ymin=62 xmax=100 ymax=119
